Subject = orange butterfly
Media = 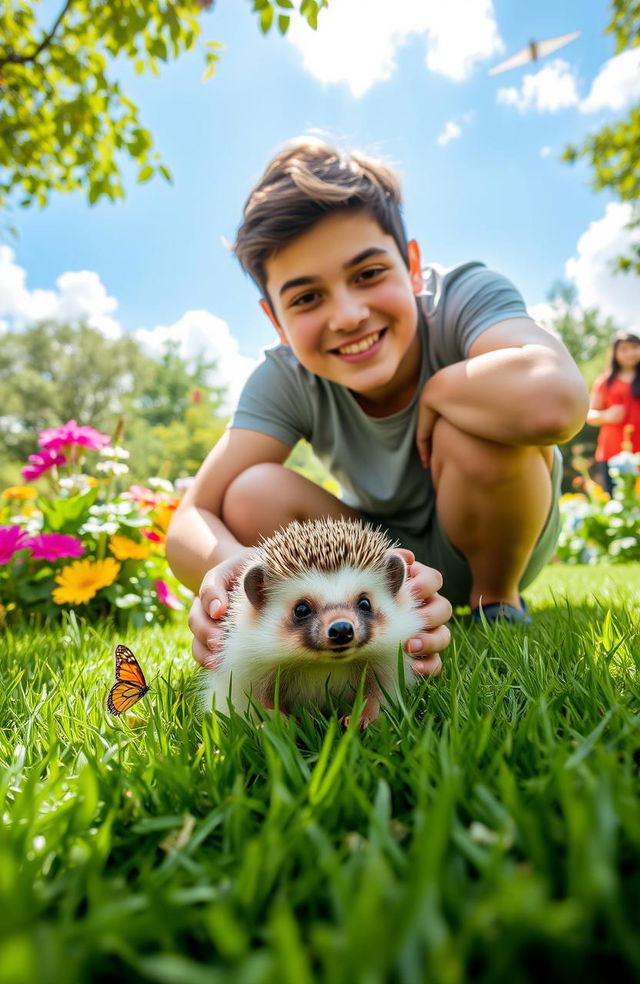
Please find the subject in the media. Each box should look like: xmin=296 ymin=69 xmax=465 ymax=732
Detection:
xmin=107 ymin=644 xmax=150 ymax=716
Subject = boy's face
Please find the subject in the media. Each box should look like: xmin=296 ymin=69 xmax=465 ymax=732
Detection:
xmin=261 ymin=209 xmax=424 ymax=410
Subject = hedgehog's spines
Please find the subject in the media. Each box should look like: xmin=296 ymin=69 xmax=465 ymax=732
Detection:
xmin=253 ymin=518 xmax=398 ymax=582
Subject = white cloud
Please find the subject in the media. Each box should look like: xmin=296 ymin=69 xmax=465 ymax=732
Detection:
xmin=437 ymin=120 xmax=462 ymax=145
xmin=0 ymin=245 xmax=121 ymax=337
xmin=497 ymin=58 xmax=580 ymax=113
xmin=540 ymin=145 xmax=552 ymax=158
xmin=497 ymin=49 xmax=640 ymax=118
xmin=287 ymin=0 xmax=503 ymax=96
xmin=0 ymin=248 xmax=257 ymax=409
xmin=133 ymin=312 xmax=257 ymax=412
xmin=580 ymin=48 xmax=640 ymax=114
xmin=565 ymin=203 xmax=640 ymax=331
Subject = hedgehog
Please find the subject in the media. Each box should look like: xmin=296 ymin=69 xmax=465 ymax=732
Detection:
xmin=200 ymin=517 xmax=425 ymax=727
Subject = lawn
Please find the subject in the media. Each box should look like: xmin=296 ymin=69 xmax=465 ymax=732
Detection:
xmin=1 ymin=563 xmax=639 ymax=984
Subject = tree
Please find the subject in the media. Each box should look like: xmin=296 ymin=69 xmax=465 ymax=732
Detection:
xmin=0 ymin=1 xmax=328 ymax=210
xmin=543 ymin=281 xmax=621 ymax=371
xmin=0 ymin=320 xmax=230 ymax=484
xmin=563 ymin=1 xmax=640 ymax=273
xmin=135 ymin=340 xmax=225 ymax=427
xmin=0 ymin=321 xmax=152 ymax=460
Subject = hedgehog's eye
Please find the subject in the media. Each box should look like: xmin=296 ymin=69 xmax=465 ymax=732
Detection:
xmin=293 ymin=600 xmax=313 ymax=621
xmin=357 ymin=595 xmax=372 ymax=613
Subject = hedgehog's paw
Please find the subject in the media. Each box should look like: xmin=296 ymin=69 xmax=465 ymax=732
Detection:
xmin=341 ymin=695 xmax=380 ymax=729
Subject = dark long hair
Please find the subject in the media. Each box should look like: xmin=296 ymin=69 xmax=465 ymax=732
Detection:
xmin=606 ymin=332 xmax=640 ymax=398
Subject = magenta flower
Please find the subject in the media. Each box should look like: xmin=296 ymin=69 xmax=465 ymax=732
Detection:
xmin=28 ymin=533 xmax=85 ymax=562
xmin=155 ymin=579 xmax=184 ymax=611
xmin=38 ymin=420 xmax=111 ymax=453
xmin=0 ymin=525 xmax=32 ymax=564
xmin=22 ymin=448 xmax=67 ymax=482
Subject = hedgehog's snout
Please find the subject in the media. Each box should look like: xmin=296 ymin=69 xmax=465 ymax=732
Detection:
xmin=327 ymin=619 xmax=355 ymax=647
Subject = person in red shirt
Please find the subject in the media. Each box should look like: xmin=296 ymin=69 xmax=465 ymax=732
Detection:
xmin=588 ymin=331 xmax=640 ymax=494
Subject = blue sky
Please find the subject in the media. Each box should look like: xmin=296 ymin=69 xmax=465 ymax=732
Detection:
xmin=2 ymin=0 xmax=639 ymax=406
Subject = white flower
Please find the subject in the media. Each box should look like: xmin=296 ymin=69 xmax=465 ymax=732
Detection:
xmin=96 ymin=460 xmax=130 ymax=477
xmin=99 ymin=445 xmax=130 ymax=460
xmin=80 ymin=517 xmax=119 ymax=535
xmin=603 ymin=499 xmax=624 ymax=515
xmin=58 ymin=474 xmax=95 ymax=495
xmin=147 ymin=477 xmax=174 ymax=493
xmin=608 ymin=451 xmax=640 ymax=475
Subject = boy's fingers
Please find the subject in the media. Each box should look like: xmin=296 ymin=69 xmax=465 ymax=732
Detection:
xmin=192 ymin=637 xmax=221 ymax=669
xmin=405 ymin=622 xmax=451 ymax=656
xmin=410 ymin=653 xmax=443 ymax=677
xmin=407 ymin=562 xmax=444 ymax=599
xmin=416 ymin=403 xmax=437 ymax=469
xmin=199 ymin=577 xmax=229 ymax=620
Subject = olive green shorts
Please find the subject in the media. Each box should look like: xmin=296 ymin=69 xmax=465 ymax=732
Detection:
xmin=363 ymin=446 xmax=563 ymax=609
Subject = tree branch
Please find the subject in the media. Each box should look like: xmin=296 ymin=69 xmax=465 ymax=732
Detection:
xmin=0 ymin=0 xmax=76 ymax=68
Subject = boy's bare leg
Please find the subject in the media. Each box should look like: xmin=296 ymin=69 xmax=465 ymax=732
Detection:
xmin=430 ymin=417 xmax=554 ymax=610
xmin=221 ymin=462 xmax=359 ymax=542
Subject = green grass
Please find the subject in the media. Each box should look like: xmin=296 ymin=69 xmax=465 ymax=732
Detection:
xmin=1 ymin=564 xmax=639 ymax=984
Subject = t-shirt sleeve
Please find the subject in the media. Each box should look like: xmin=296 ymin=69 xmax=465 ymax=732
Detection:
xmin=437 ymin=265 xmax=529 ymax=363
xmin=230 ymin=348 xmax=312 ymax=448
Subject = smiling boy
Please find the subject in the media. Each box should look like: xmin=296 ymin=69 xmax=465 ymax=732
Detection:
xmin=166 ymin=137 xmax=588 ymax=669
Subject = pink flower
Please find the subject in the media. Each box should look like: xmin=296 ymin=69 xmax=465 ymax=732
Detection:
xmin=38 ymin=420 xmax=111 ymax=453
xmin=141 ymin=529 xmax=163 ymax=543
xmin=123 ymin=484 xmax=158 ymax=507
xmin=22 ymin=448 xmax=67 ymax=482
xmin=155 ymin=579 xmax=184 ymax=611
xmin=28 ymin=533 xmax=85 ymax=562
xmin=0 ymin=525 xmax=32 ymax=564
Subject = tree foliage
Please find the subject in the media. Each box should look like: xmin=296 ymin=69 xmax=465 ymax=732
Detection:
xmin=563 ymin=0 xmax=640 ymax=274
xmin=0 ymin=320 xmax=229 ymax=485
xmin=0 ymin=1 xmax=328 ymax=211
xmin=544 ymin=281 xmax=620 ymax=372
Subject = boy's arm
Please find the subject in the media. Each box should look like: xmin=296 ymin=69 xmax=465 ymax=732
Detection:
xmin=416 ymin=317 xmax=588 ymax=461
xmin=166 ymin=427 xmax=291 ymax=593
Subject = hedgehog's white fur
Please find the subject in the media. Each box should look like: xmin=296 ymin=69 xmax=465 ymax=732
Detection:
xmin=200 ymin=518 xmax=425 ymax=724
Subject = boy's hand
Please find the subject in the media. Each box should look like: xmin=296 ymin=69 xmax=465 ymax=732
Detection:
xmin=416 ymin=399 xmax=439 ymax=469
xmin=188 ymin=549 xmax=254 ymax=668
xmin=394 ymin=548 xmax=451 ymax=676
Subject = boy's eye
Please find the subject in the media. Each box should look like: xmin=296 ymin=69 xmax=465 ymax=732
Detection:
xmin=293 ymin=600 xmax=313 ymax=621
xmin=290 ymin=290 xmax=319 ymax=308
xmin=357 ymin=265 xmax=386 ymax=283
xmin=357 ymin=595 xmax=372 ymax=613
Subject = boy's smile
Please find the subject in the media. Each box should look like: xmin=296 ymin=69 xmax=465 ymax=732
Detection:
xmin=262 ymin=209 xmax=424 ymax=415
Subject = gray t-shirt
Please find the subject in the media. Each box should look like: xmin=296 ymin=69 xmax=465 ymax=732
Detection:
xmin=231 ymin=262 xmax=528 ymax=540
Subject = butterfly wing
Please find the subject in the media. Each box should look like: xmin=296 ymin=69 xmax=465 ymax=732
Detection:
xmin=108 ymin=680 xmax=148 ymax=716
xmin=114 ymin=643 xmax=148 ymax=688
xmin=108 ymin=644 xmax=149 ymax=716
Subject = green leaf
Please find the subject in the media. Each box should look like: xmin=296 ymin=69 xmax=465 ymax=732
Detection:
xmin=138 ymin=165 xmax=154 ymax=183
xmin=260 ymin=5 xmax=274 ymax=33
xmin=278 ymin=14 xmax=290 ymax=34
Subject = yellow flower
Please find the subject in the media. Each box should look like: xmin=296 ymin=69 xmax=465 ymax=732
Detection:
xmin=2 ymin=486 xmax=38 ymax=499
xmin=151 ymin=501 xmax=178 ymax=534
xmin=52 ymin=558 xmax=121 ymax=605
xmin=109 ymin=534 xmax=150 ymax=560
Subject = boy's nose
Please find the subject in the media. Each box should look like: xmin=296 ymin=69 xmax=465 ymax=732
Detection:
xmin=327 ymin=291 xmax=369 ymax=333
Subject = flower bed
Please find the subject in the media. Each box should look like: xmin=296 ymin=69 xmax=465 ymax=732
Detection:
xmin=0 ymin=421 xmax=190 ymax=625
xmin=556 ymin=449 xmax=640 ymax=564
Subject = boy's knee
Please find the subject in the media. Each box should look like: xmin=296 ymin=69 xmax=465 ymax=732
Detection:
xmin=222 ymin=463 xmax=287 ymax=526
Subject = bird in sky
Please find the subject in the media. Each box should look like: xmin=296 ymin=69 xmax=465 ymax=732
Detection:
xmin=488 ymin=31 xmax=581 ymax=76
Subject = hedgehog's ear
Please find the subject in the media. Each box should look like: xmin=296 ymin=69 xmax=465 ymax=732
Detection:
xmin=382 ymin=552 xmax=407 ymax=597
xmin=243 ymin=564 xmax=271 ymax=609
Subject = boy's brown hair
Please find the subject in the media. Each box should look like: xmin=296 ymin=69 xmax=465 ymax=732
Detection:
xmin=234 ymin=137 xmax=409 ymax=301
